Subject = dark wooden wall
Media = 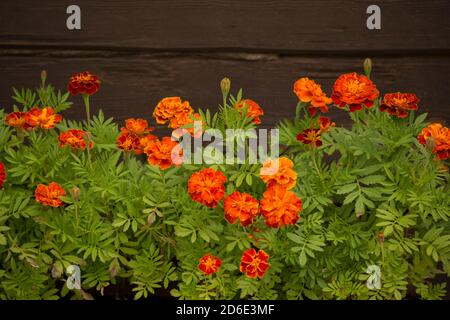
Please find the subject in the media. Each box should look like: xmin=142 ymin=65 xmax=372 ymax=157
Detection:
xmin=0 ymin=0 xmax=449 ymax=127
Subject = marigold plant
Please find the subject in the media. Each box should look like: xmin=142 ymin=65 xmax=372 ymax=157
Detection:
xmin=0 ymin=60 xmax=448 ymax=301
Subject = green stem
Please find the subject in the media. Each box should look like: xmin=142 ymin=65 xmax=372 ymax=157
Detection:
xmin=312 ymin=147 xmax=323 ymax=181
xmin=83 ymin=94 xmax=91 ymax=127
xmin=74 ymin=202 xmax=80 ymax=231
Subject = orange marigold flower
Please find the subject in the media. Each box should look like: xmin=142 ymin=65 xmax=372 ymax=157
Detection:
xmin=68 ymin=71 xmax=101 ymax=95
xmin=139 ymin=133 xmax=158 ymax=149
xmin=5 ymin=111 xmax=31 ymax=129
xmin=169 ymin=112 xmax=203 ymax=137
xmin=418 ymin=123 xmax=450 ymax=160
xmin=0 ymin=161 xmax=6 ymax=189
xmin=117 ymin=130 xmax=142 ymax=154
xmin=153 ymin=97 xmax=193 ymax=125
xmin=58 ymin=129 xmax=93 ymax=150
xmin=188 ymin=168 xmax=227 ymax=208
xmin=235 ymin=99 xmax=264 ymax=124
xmin=240 ymin=248 xmax=270 ymax=279
xmin=124 ymin=118 xmax=153 ymax=135
xmin=293 ymin=77 xmax=332 ymax=117
xmin=379 ymin=92 xmax=419 ymax=118
xmin=144 ymin=137 xmax=182 ymax=170
xmin=260 ymin=184 xmax=302 ymax=228
xmin=224 ymin=191 xmax=259 ymax=227
xmin=25 ymin=107 xmax=62 ymax=129
xmin=260 ymin=157 xmax=297 ymax=190
xmin=198 ymin=254 xmax=222 ymax=275
xmin=331 ymin=72 xmax=379 ymax=112
xmin=35 ymin=182 xmax=66 ymax=208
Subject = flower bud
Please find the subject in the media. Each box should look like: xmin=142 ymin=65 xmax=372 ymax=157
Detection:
xmin=147 ymin=212 xmax=156 ymax=225
xmin=40 ymin=70 xmax=47 ymax=84
xmin=220 ymin=77 xmax=231 ymax=97
xmin=363 ymin=58 xmax=372 ymax=78
xmin=71 ymin=186 xmax=80 ymax=201
xmin=378 ymin=231 xmax=385 ymax=243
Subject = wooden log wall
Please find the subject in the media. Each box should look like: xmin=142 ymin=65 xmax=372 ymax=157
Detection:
xmin=0 ymin=0 xmax=449 ymax=127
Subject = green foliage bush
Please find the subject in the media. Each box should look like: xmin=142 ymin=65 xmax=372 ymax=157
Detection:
xmin=0 ymin=66 xmax=448 ymax=300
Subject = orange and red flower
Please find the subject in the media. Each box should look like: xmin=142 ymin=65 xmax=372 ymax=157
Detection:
xmin=144 ymin=137 xmax=182 ymax=170
xmin=418 ymin=123 xmax=450 ymax=160
xmin=25 ymin=107 xmax=62 ymax=129
xmin=332 ymin=73 xmax=379 ymax=112
xmin=297 ymin=116 xmax=335 ymax=147
xmin=188 ymin=168 xmax=227 ymax=208
xmin=35 ymin=182 xmax=66 ymax=208
xmin=293 ymin=77 xmax=332 ymax=116
xmin=68 ymin=71 xmax=101 ymax=96
xmin=169 ymin=112 xmax=203 ymax=137
xmin=58 ymin=129 xmax=93 ymax=150
xmin=379 ymin=92 xmax=419 ymax=118
xmin=117 ymin=130 xmax=142 ymax=154
xmin=235 ymin=99 xmax=264 ymax=124
xmin=240 ymin=248 xmax=270 ymax=279
xmin=124 ymin=118 xmax=153 ymax=135
xmin=260 ymin=157 xmax=297 ymax=190
xmin=224 ymin=191 xmax=259 ymax=227
xmin=0 ymin=162 xmax=6 ymax=189
xmin=153 ymin=97 xmax=193 ymax=125
xmin=260 ymin=184 xmax=302 ymax=228
xmin=5 ymin=111 xmax=31 ymax=130
xmin=198 ymin=254 xmax=222 ymax=275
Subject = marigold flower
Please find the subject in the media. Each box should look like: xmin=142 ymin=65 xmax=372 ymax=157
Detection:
xmin=68 ymin=71 xmax=101 ymax=95
xmin=318 ymin=116 xmax=335 ymax=133
xmin=224 ymin=191 xmax=259 ymax=227
xmin=144 ymin=137 xmax=182 ymax=170
xmin=25 ymin=107 xmax=62 ymax=129
xmin=124 ymin=118 xmax=153 ymax=135
xmin=260 ymin=184 xmax=302 ymax=228
xmin=198 ymin=254 xmax=222 ymax=275
xmin=35 ymin=182 xmax=66 ymax=208
xmin=240 ymin=248 xmax=270 ymax=279
xmin=379 ymin=92 xmax=419 ymax=118
xmin=418 ymin=123 xmax=450 ymax=160
xmin=0 ymin=162 xmax=6 ymax=189
xmin=331 ymin=72 xmax=379 ymax=112
xmin=117 ymin=130 xmax=142 ymax=154
xmin=260 ymin=157 xmax=297 ymax=190
xmin=169 ymin=112 xmax=203 ymax=137
xmin=235 ymin=99 xmax=264 ymax=124
xmin=297 ymin=128 xmax=322 ymax=147
xmin=5 ymin=111 xmax=31 ymax=129
xmin=139 ymin=133 xmax=158 ymax=149
xmin=293 ymin=77 xmax=332 ymax=116
xmin=153 ymin=97 xmax=193 ymax=125
xmin=188 ymin=168 xmax=227 ymax=208
xmin=58 ymin=129 xmax=93 ymax=150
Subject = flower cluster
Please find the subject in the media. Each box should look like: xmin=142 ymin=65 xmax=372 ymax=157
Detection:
xmin=293 ymin=77 xmax=332 ymax=116
xmin=5 ymin=107 xmax=62 ymax=130
xmin=117 ymin=118 xmax=156 ymax=155
xmin=418 ymin=123 xmax=450 ymax=160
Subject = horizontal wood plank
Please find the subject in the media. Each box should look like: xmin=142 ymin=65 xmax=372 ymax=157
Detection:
xmin=0 ymin=0 xmax=449 ymax=52
xmin=0 ymin=50 xmax=448 ymax=128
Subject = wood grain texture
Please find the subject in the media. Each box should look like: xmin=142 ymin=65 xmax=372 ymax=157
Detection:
xmin=0 ymin=50 xmax=448 ymax=127
xmin=0 ymin=0 xmax=449 ymax=53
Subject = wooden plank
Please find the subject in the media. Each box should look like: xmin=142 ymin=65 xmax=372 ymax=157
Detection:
xmin=0 ymin=0 xmax=449 ymax=52
xmin=0 ymin=50 xmax=448 ymax=128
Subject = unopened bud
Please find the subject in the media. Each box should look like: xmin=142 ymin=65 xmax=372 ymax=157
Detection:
xmin=40 ymin=70 xmax=47 ymax=85
xmin=147 ymin=212 xmax=156 ymax=225
xmin=71 ymin=186 xmax=80 ymax=201
xmin=220 ymin=77 xmax=231 ymax=97
xmin=378 ymin=231 xmax=385 ymax=243
xmin=51 ymin=263 xmax=63 ymax=278
xmin=363 ymin=58 xmax=373 ymax=79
